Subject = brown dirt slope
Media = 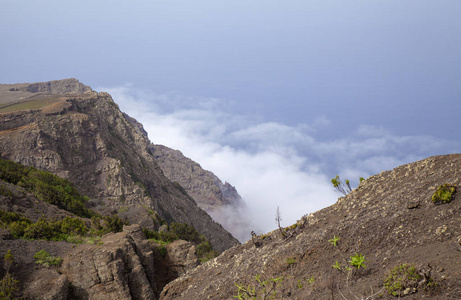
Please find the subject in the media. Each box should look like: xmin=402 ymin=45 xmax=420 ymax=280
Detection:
xmin=160 ymin=153 xmax=461 ymax=300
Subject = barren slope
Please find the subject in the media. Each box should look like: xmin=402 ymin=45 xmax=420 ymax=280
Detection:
xmin=161 ymin=154 xmax=461 ymax=299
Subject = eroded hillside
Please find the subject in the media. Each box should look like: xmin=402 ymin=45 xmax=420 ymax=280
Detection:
xmin=160 ymin=154 xmax=461 ymax=299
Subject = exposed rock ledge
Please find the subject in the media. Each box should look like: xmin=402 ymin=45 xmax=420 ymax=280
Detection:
xmin=61 ymin=224 xmax=157 ymax=299
xmin=23 ymin=224 xmax=199 ymax=300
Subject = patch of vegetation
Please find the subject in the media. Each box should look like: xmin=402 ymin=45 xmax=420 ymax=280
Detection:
xmin=332 ymin=260 xmax=343 ymax=271
xmin=89 ymin=214 xmax=127 ymax=235
xmin=329 ymin=235 xmax=340 ymax=247
xmin=66 ymin=235 xmax=101 ymax=245
xmin=260 ymin=234 xmax=270 ymax=240
xmin=144 ymin=222 xmax=218 ymax=262
xmin=33 ymin=250 xmax=63 ymax=268
xmin=169 ymin=222 xmax=202 ymax=243
xmin=118 ymin=206 xmax=129 ymax=213
xmin=331 ymin=253 xmax=367 ymax=271
xmin=0 ymin=158 xmax=95 ymax=218
xmin=0 ymin=208 xmax=127 ymax=242
xmin=383 ymin=263 xmax=436 ymax=297
xmin=306 ymin=276 xmax=315 ymax=284
xmin=157 ymin=245 xmax=167 ymax=258
xmin=432 ymin=183 xmax=456 ymax=204
xmin=0 ymin=249 xmax=20 ymax=299
xmin=331 ymin=175 xmax=352 ymax=196
xmin=195 ymin=241 xmax=219 ymax=262
xmin=234 ymin=275 xmax=284 ymax=300
xmin=285 ymin=257 xmax=296 ymax=265
xmin=23 ymin=216 xmax=87 ymax=240
xmin=0 ymin=185 xmax=13 ymax=198
xmin=284 ymin=223 xmax=298 ymax=232
xmin=349 ymin=253 xmax=368 ymax=270
xmin=0 ymin=98 xmax=59 ymax=113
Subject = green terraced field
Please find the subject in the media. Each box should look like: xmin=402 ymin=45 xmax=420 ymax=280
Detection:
xmin=0 ymin=98 xmax=58 ymax=113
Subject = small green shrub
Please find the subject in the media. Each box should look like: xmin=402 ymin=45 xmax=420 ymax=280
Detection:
xmin=102 ymin=215 xmax=127 ymax=233
xmin=33 ymin=250 xmax=63 ymax=268
xmin=59 ymin=216 xmax=88 ymax=236
xmin=384 ymin=264 xmax=421 ymax=297
xmin=260 ymin=234 xmax=270 ymax=240
xmin=158 ymin=245 xmax=167 ymax=258
xmin=284 ymin=223 xmax=298 ymax=231
xmin=296 ymin=279 xmax=303 ymax=289
xmin=0 ymin=185 xmax=13 ymax=198
xmin=8 ymin=221 xmax=30 ymax=238
xmin=329 ymin=235 xmax=340 ymax=247
xmin=24 ymin=218 xmax=57 ymax=240
xmin=432 ymin=184 xmax=456 ymax=204
xmin=331 ymin=175 xmax=352 ymax=196
xmin=196 ymin=241 xmax=218 ymax=262
xmin=285 ymin=257 xmax=296 ymax=265
xmin=332 ymin=261 xmax=342 ymax=270
xmin=349 ymin=253 xmax=367 ymax=269
xmin=118 ymin=206 xmax=129 ymax=213
xmin=234 ymin=275 xmax=283 ymax=300
xmin=306 ymin=276 xmax=315 ymax=284
xmin=168 ymin=222 xmax=201 ymax=243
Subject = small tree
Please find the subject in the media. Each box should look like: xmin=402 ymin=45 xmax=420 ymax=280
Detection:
xmin=0 ymin=250 xmax=20 ymax=299
xmin=275 ymin=206 xmax=286 ymax=238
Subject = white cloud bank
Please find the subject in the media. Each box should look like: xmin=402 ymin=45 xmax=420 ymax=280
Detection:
xmin=99 ymin=85 xmax=459 ymax=239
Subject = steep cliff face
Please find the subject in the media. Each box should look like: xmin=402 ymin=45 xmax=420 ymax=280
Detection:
xmin=160 ymin=154 xmax=461 ymax=299
xmin=0 ymin=79 xmax=238 ymax=252
xmin=150 ymin=145 xmax=257 ymax=242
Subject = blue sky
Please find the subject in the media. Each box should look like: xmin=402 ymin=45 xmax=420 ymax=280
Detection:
xmin=1 ymin=1 xmax=460 ymax=234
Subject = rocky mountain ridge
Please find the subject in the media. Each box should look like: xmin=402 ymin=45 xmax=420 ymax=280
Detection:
xmin=0 ymin=79 xmax=238 ymax=252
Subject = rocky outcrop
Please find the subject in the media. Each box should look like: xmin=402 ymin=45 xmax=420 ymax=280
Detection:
xmin=150 ymin=145 xmax=257 ymax=242
xmin=165 ymin=240 xmax=199 ymax=277
xmin=20 ymin=78 xmax=92 ymax=95
xmin=0 ymin=80 xmax=239 ymax=252
xmin=160 ymin=154 xmax=461 ymax=299
xmin=0 ymin=78 xmax=92 ymax=107
xmin=12 ymin=224 xmax=197 ymax=300
xmin=62 ymin=225 xmax=157 ymax=300
xmin=23 ymin=269 xmax=69 ymax=300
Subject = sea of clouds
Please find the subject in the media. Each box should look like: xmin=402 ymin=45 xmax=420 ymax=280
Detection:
xmin=99 ymin=85 xmax=458 ymax=241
